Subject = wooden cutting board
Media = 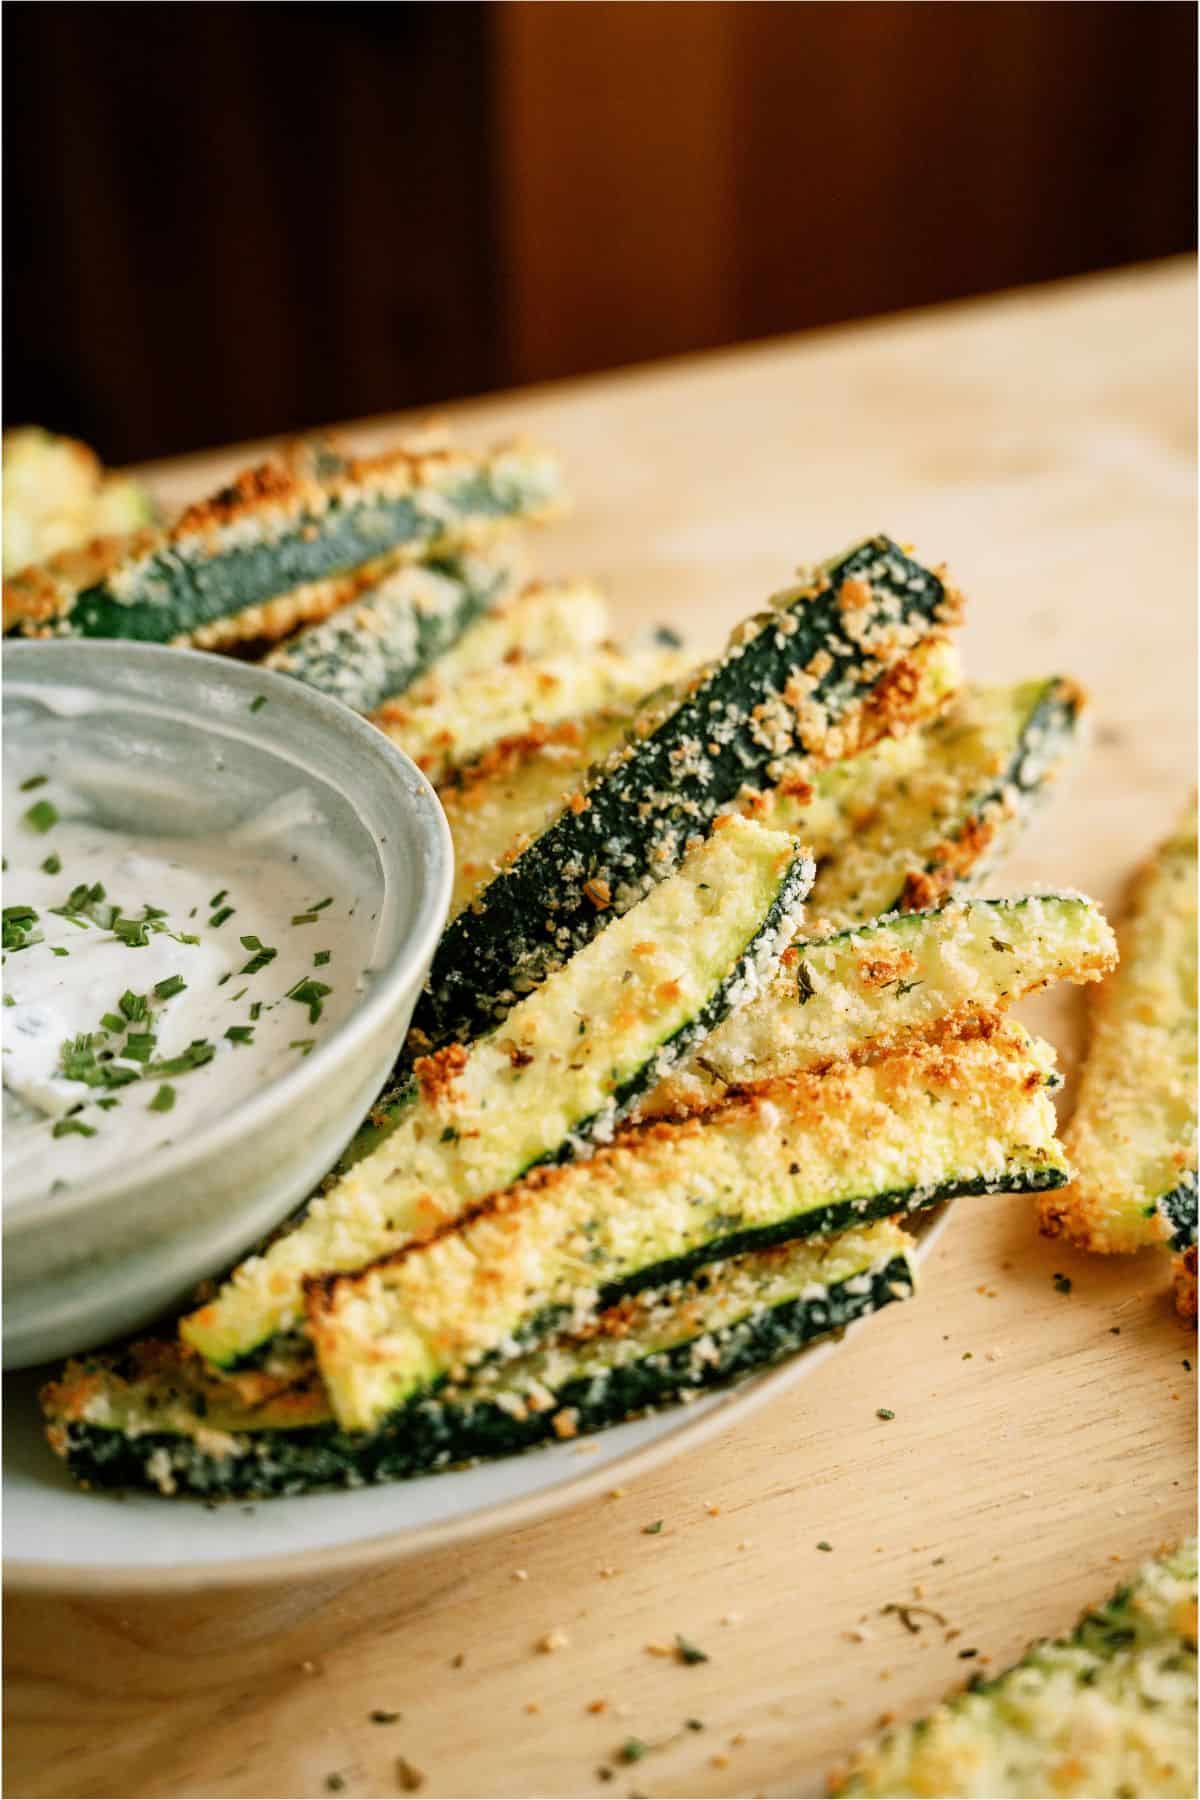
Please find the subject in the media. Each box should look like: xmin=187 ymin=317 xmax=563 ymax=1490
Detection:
xmin=5 ymin=257 xmax=1195 ymax=1800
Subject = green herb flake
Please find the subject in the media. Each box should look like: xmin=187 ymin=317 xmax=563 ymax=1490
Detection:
xmin=816 ymin=1540 xmax=833 ymax=1552
xmin=674 ymin=1634 xmax=709 ymax=1665
xmin=249 ymin=695 xmax=267 ymax=713
xmin=796 ymin=960 xmax=816 ymax=1004
xmin=154 ymin=974 xmax=187 ymax=1000
xmin=618 ymin=1741 xmax=648 ymax=1765
xmin=440 ymin=1126 xmax=459 ymax=1143
xmin=239 ymin=935 xmax=277 ymax=975
xmin=19 ymin=773 xmax=48 ymax=791
xmin=40 ymin=852 xmax=62 ymax=875
xmin=1053 ymin=1272 xmax=1073 ymax=1295
xmin=113 ymin=917 xmax=152 ymax=948
xmin=287 ymin=977 xmax=331 ymax=1023
xmin=368 ymin=1709 xmax=402 ymax=1725
xmin=249 ymin=1001 xmax=263 ymax=1021
xmin=119 ymin=990 xmax=148 ymax=1022
xmin=289 ymin=1038 xmax=316 ymax=1056
xmin=51 ymin=945 xmax=68 ymax=957
xmin=225 ymin=1025 xmax=254 ymax=1045
xmin=123 ymin=1032 xmax=157 ymax=1063
xmin=876 ymin=1407 xmax=896 ymax=1421
xmin=642 ymin=1520 xmax=664 ymax=1535
xmin=149 ymin=1084 xmax=176 ymax=1113
xmin=101 ymin=1012 xmax=125 ymax=1034
xmin=209 ymin=890 xmax=228 ymax=908
xmin=52 ymin=1116 xmax=97 ymax=1138
xmin=208 ymin=905 xmax=235 ymax=928
xmin=314 ymin=949 xmax=331 ymax=967
xmin=22 ymin=799 xmax=58 ymax=833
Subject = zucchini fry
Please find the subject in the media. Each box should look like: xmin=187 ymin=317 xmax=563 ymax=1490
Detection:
xmin=1042 ymin=806 xmax=1197 ymax=1254
xmin=649 ymin=893 xmax=1116 ymax=1116
xmin=181 ymin=817 xmax=813 ymax=1369
xmin=806 ymin=676 xmax=1086 ymax=931
xmin=308 ymin=1022 xmax=1065 ymax=1431
xmin=4 ymin=437 xmax=563 ymax=648
xmin=262 ymin=553 xmax=517 ymax=712
xmin=414 ymin=535 xmax=962 ymax=1054
xmin=830 ymin=1539 xmax=1198 ymax=1799
xmin=375 ymin=641 xmax=692 ymax=787
xmin=44 ymin=1223 xmax=915 ymax=1497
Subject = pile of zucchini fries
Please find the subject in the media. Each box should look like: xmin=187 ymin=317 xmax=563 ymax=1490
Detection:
xmin=17 ymin=429 xmax=1125 ymax=1498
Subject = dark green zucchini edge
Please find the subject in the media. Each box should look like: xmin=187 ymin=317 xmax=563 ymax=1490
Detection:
xmin=413 ymin=535 xmax=954 ymax=1052
xmin=50 ymin=1252 xmax=914 ymax=1499
xmin=1159 ymin=1170 xmax=1198 ymax=1251
xmin=571 ymin=1164 xmax=1067 ymax=1318
xmin=263 ymin=555 xmax=513 ymax=713
xmin=15 ymin=458 xmax=559 ymax=643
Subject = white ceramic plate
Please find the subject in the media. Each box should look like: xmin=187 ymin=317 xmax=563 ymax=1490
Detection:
xmin=3 ymin=1208 xmax=950 ymax=1592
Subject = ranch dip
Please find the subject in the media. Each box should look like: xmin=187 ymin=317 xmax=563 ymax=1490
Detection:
xmin=3 ymin=745 xmax=371 ymax=1207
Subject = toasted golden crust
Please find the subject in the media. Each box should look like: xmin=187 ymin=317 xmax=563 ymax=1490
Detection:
xmin=1041 ymin=805 xmax=1197 ymax=1254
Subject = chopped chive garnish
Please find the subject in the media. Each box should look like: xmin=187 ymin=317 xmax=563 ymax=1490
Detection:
xmin=292 ymin=897 xmax=333 ymax=924
xmin=225 ymin=1025 xmax=254 ymax=1045
xmin=154 ymin=974 xmax=187 ymax=1000
xmin=19 ymin=773 xmax=48 ymax=791
xmin=96 ymin=1097 xmax=120 ymax=1111
xmin=239 ymin=934 xmax=277 ymax=974
xmin=208 ymin=905 xmax=235 ymax=928
xmin=314 ymin=949 xmax=331 ymax=966
xmin=123 ymin=1032 xmax=157 ymax=1063
xmin=287 ymin=978 xmax=331 ymax=1023
xmin=149 ymin=1084 xmax=176 ymax=1112
xmin=119 ymin=990 xmax=148 ymax=1021
xmin=249 ymin=695 xmax=267 ymax=713
xmin=2 ymin=905 xmax=41 ymax=951
xmin=289 ymin=1038 xmax=316 ymax=1056
xmin=101 ymin=1013 xmax=125 ymax=1034
xmin=229 ymin=987 xmax=247 ymax=1002
xmin=142 ymin=903 xmax=168 ymax=921
xmin=52 ymin=1116 xmax=97 ymax=1138
xmin=23 ymin=799 xmax=58 ymax=833
xmin=209 ymin=890 xmax=228 ymax=908
xmin=112 ymin=917 xmax=151 ymax=947
xmin=51 ymin=946 xmax=69 ymax=957
xmin=249 ymin=1001 xmax=262 ymax=1021
xmin=148 ymin=1039 xmax=216 ymax=1078
xmin=40 ymin=853 xmax=62 ymax=874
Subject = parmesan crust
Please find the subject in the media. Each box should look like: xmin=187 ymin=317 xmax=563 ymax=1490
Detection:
xmin=1042 ymin=804 xmax=1197 ymax=1254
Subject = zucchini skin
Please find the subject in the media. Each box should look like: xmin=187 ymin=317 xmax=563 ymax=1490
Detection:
xmin=45 ymin=1233 xmax=916 ymax=1498
xmin=4 ymin=443 xmax=562 ymax=646
xmin=412 ymin=536 xmax=960 ymax=1052
xmin=262 ymin=555 xmax=514 ymax=713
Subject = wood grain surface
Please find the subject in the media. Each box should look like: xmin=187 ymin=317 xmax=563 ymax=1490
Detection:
xmin=4 ymin=259 xmax=1196 ymax=1800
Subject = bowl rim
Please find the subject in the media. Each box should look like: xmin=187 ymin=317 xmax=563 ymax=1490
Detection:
xmin=2 ymin=638 xmax=453 ymax=1231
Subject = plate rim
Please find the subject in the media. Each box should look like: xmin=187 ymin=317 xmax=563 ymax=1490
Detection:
xmin=4 ymin=1208 xmax=951 ymax=1594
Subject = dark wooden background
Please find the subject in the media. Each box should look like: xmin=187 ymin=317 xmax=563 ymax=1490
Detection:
xmin=4 ymin=0 xmax=1195 ymax=465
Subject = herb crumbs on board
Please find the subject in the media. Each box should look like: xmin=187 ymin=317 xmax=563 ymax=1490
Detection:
xmin=675 ymin=1634 xmax=709 ymax=1665
xmin=817 ymin=1540 xmax=833 ymax=1552
xmin=618 ymin=1740 xmax=648 ymax=1764
xmin=876 ymin=1407 xmax=895 ymax=1420
xmin=642 ymin=1520 xmax=664 ymax=1535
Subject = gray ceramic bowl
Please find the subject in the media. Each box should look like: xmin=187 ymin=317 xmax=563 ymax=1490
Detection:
xmin=3 ymin=641 xmax=452 ymax=1368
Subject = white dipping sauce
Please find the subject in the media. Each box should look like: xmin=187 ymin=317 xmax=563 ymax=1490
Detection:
xmin=3 ymin=744 xmax=373 ymax=1206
